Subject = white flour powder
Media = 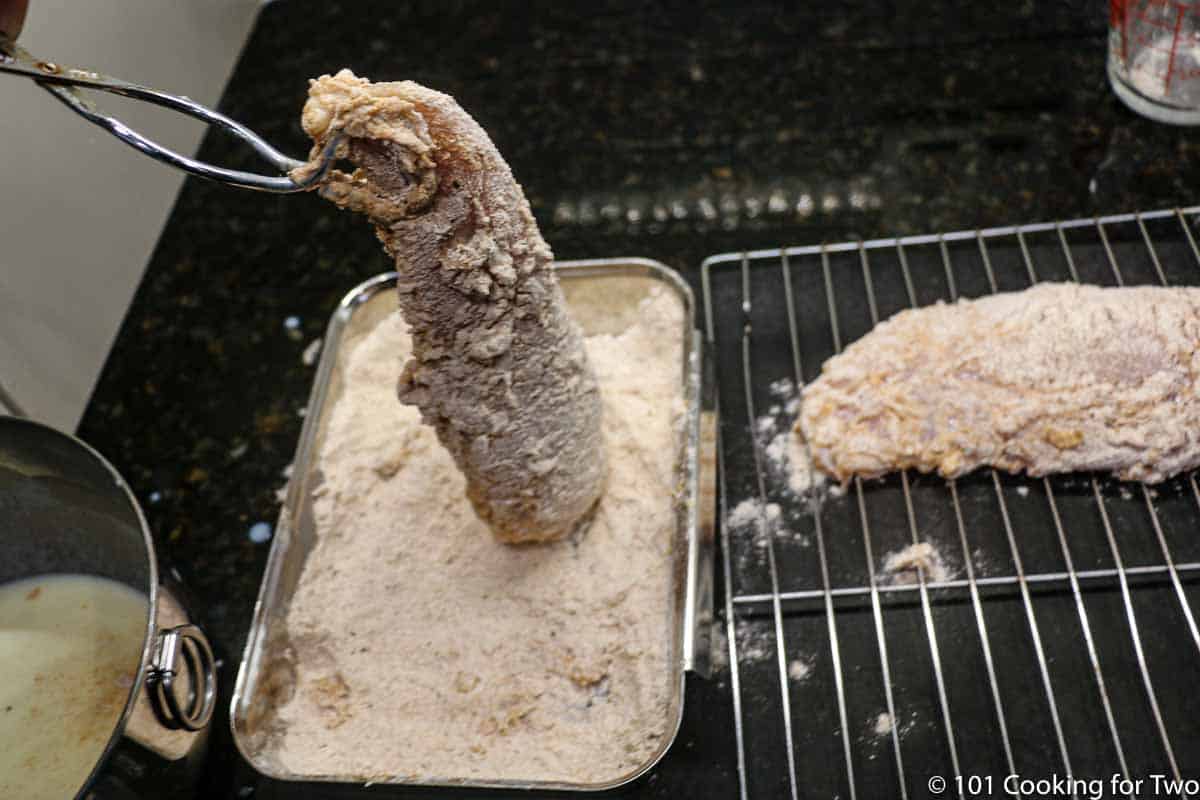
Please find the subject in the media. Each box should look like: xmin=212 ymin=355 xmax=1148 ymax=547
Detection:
xmin=879 ymin=541 xmax=954 ymax=585
xmin=754 ymin=378 xmax=829 ymax=497
xmin=788 ymin=658 xmax=812 ymax=682
xmin=252 ymin=285 xmax=685 ymax=785
xmin=766 ymin=428 xmax=825 ymax=494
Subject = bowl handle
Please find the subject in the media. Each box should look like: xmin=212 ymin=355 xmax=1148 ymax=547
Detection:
xmin=147 ymin=623 xmax=217 ymax=731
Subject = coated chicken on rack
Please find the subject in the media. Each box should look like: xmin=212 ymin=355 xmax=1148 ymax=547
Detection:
xmin=798 ymin=282 xmax=1200 ymax=484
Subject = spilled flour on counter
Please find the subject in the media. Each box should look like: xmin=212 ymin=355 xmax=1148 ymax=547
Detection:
xmin=756 ymin=379 xmax=832 ymax=498
xmin=251 ymin=285 xmax=685 ymax=785
xmin=710 ymin=621 xmax=730 ymax=673
xmin=735 ymin=621 xmax=775 ymax=665
xmin=768 ymin=427 xmax=825 ymax=495
xmin=879 ymin=541 xmax=954 ymax=585
xmin=862 ymin=708 xmax=919 ymax=759
xmin=723 ymin=495 xmax=810 ymax=577
xmin=870 ymin=709 xmax=917 ymax=741
xmin=788 ymin=657 xmax=812 ymax=682
xmin=726 ymin=497 xmax=773 ymax=531
xmin=724 ymin=379 xmax=822 ymax=571
xmin=726 ymin=498 xmax=781 ymax=548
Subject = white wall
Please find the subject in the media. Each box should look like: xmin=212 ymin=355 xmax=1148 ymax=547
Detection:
xmin=0 ymin=0 xmax=261 ymax=430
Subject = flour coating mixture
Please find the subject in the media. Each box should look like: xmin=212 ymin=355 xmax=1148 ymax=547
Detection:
xmin=255 ymin=284 xmax=685 ymax=785
xmin=296 ymin=71 xmax=605 ymax=543
xmin=800 ymin=282 xmax=1200 ymax=484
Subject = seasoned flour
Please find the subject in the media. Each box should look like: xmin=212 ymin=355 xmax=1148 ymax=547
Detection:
xmin=253 ymin=285 xmax=685 ymax=785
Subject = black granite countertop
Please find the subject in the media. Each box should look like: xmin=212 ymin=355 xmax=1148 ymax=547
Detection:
xmin=76 ymin=1 xmax=1200 ymax=797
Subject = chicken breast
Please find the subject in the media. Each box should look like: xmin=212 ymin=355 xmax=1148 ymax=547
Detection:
xmin=294 ymin=71 xmax=606 ymax=543
xmin=798 ymin=282 xmax=1200 ymax=484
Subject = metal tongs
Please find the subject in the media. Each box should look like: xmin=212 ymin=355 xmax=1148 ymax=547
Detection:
xmin=0 ymin=37 xmax=340 ymax=193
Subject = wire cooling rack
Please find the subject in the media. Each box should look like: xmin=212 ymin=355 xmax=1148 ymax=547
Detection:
xmin=702 ymin=207 xmax=1200 ymax=800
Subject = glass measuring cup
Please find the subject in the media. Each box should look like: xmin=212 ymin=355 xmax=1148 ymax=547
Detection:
xmin=1109 ymin=0 xmax=1200 ymax=124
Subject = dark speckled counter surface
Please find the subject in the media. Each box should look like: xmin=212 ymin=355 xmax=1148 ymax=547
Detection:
xmin=76 ymin=1 xmax=1200 ymax=797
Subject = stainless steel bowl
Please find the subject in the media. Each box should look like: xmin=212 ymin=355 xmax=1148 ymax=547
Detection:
xmin=0 ymin=416 xmax=218 ymax=799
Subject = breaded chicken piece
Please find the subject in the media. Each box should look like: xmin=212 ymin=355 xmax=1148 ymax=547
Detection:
xmin=799 ymin=282 xmax=1200 ymax=484
xmin=295 ymin=71 xmax=606 ymax=542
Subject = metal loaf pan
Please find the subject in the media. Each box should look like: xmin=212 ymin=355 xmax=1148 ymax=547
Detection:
xmin=231 ymin=258 xmax=715 ymax=792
